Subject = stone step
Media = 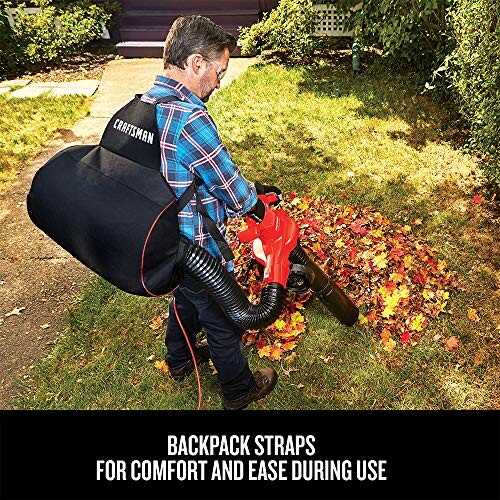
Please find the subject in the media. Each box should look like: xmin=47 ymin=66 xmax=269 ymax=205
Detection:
xmin=116 ymin=41 xmax=243 ymax=58
xmin=119 ymin=25 xmax=242 ymax=42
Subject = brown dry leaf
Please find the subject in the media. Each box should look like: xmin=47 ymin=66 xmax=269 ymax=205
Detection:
xmin=209 ymin=360 xmax=218 ymax=375
xmin=284 ymin=351 xmax=297 ymax=364
xmin=149 ymin=315 xmax=164 ymax=330
xmin=445 ymin=336 xmax=459 ymax=351
xmin=319 ymin=355 xmax=334 ymax=363
xmin=5 ymin=307 xmax=26 ymax=317
xmin=297 ymin=383 xmax=305 ymax=389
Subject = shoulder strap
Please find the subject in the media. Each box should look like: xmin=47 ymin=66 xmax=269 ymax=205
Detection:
xmin=154 ymin=95 xmax=182 ymax=105
xmin=192 ymin=180 xmax=235 ymax=263
xmin=152 ymin=94 xmax=235 ymax=262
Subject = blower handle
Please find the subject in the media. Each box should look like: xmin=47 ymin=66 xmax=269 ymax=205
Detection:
xmin=238 ymin=194 xmax=299 ymax=287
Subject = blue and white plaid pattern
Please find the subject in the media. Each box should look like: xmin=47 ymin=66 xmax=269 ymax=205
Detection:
xmin=142 ymin=76 xmax=257 ymax=269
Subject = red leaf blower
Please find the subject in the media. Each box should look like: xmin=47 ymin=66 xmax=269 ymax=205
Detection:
xmin=238 ymin=194 xmax=359 ymax=327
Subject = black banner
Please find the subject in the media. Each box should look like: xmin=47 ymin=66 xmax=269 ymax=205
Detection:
xmin=1 ymin=410 xmax=499 ymax=500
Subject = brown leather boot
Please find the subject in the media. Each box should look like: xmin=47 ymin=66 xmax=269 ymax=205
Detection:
xmin=169 ymin=343 xmax=211 ymax=381
xmin=223 ymin=368 xmax=278 ymax=410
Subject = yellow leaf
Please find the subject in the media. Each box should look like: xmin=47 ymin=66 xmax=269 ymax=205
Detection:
xmin=382 ymin=305 xmax=395 ymax=318
xmin=319 ymin=355 xmax=334 ymax=363
xmin=442 ymin=291 xmax=450 ymax=300
xmin=384 ymin=293 xmax=400 ymax=310
xmin=403 ymin=254 xmax=413 ymax=268
xmin=358 ymin=313 xmax=368 ymax=325
xmin=290 ymin=311 xmax=304 ymax=324
xmin=403 ymin=225 xmax=412 ymax=232
xmin=154 ymin=360 xmax=169 ymax=375
xmin=422 ymin=289 xmax=434 ymax=300
xmin=274 ymin=319 xmax=286 ymax=331
xmin=324 ymin=225 xmax=334 ymax=234
xmin=383 ymin=338 xmax=397 ymax=352
xmin=299 ymin=203 xmax=309 ymax=211
xmin=335 ymin=238 xmax=345 ymax=248
xmin=410 ymin=313 xmax=425 ymax=331
xmin=258 ymin=345 xmax=271 ymax=358
xmin=438 ymin=260 xmax=448 ymax=271
xmin=389 ymin=272 xmax=404 ymax=283
xmin=370 ymin=229 xmax=383 ymax=238
xmin=372 ymin=252 xmax=388 ymax=269
xmin=467 ymin=308 xmax=479 ymax=322
xmin=378 ymin=285 xmax=392 ymax=297
xmin=396 ymin=284 xmax=410 ymax=299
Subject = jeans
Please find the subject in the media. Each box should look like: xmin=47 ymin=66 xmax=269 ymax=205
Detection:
xmin=165 ymin=274 xmax=256 ymax=401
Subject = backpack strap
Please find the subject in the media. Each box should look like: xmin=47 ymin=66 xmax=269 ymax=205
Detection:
xmin=153 ymin=94 xmax=235 ymax=262
xmin=154 ymin=95 xmax=183 ymax=105
xmin=192 ymin=179 xmax=235 ymax=263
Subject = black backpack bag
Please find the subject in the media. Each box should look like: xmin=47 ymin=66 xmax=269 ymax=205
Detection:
xmin=27 ymin=95 xmax=210 ymax=297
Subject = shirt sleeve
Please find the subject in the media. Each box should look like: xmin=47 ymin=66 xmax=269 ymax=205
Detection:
xmin=177 ymin=109 xmax=257 ymax=217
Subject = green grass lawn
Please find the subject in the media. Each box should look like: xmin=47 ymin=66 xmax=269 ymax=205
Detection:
xmin=0 ymin=92 xmax=90 ymax=192
xmin=14 ymin=59 xmax=499 ymax=410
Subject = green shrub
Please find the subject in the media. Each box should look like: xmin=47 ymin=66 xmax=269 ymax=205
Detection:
xmin=8 ymin=0 xmax=119 ymax=72
xmin=238 ymin=0 xmax=321 ymax=62
xmin=0 ymin=8 xmax=21 ymax=78
xmin=338 ymin=0 xmax=451 ymax=72
xmin=449 ymin=0 xmax=500 ymax=185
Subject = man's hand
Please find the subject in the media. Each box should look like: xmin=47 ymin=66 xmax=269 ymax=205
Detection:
xmin=254 ymin=181 xmax=282 ymax=205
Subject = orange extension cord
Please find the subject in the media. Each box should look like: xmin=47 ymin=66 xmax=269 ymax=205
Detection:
xmin=172 ymin=298 xmax=203 ymax=410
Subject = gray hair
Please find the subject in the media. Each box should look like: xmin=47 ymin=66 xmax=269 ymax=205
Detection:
xmin=163 ymin=16 xmax=237 ymax=69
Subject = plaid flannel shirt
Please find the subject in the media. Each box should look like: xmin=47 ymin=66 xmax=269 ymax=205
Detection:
xmin=142 ymin=76 xmax=257 ymax=270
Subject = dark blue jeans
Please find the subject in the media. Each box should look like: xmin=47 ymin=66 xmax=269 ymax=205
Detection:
xmin=165 ymin=274 xmax=256 ymax=401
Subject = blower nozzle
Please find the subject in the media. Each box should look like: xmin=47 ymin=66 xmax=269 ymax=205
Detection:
xmin=288 ymin=245 xmax=359 ymax=326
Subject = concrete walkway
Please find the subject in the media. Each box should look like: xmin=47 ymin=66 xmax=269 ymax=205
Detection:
xmin=0 ymin=56 xmax=257 ymax=409
xmin=0 ymin=78 xmax=100 ymax=98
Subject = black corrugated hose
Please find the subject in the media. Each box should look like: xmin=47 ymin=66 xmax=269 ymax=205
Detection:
xmin=179 ymin=243 xmax=287 ymax=330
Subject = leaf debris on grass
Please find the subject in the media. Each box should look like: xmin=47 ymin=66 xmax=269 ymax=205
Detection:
xmin=227 ymin=193 xmax=461 ymax=359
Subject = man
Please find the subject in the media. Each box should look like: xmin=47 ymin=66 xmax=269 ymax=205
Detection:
xmin=141 ymin=16 xmax=279 ymax=410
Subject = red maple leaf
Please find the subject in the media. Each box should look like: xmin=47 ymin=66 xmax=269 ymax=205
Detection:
xmin=384 ymin=281 xmax=398 ymax=292
xmin=445 ymin=336 xmax=459 ymax=351
xmin=350 ymin=221 xmax=367 ymax=235
xmin=414 ymin=272 xmax=427 ymax=285
xmin=348 ymin=247 xmax=359 ymax=260
xmin=390 ymin=247 xmax=405 ymax=260
xmin=400 ymin=332 xmax=411 ymax=343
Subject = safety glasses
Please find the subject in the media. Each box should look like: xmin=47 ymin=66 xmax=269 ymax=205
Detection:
xmin=203 ymin=58 xmax=227 ymax=81
xmin=215 ymin=66 xmax=227 ymax=81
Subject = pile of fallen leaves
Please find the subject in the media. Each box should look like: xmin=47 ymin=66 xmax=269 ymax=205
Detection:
xmin=225 ymin=193 xmax=461 ymax=360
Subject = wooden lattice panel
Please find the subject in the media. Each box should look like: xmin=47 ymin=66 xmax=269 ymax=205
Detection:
xmin=314 ymin=4 xmax=353 ymax=37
